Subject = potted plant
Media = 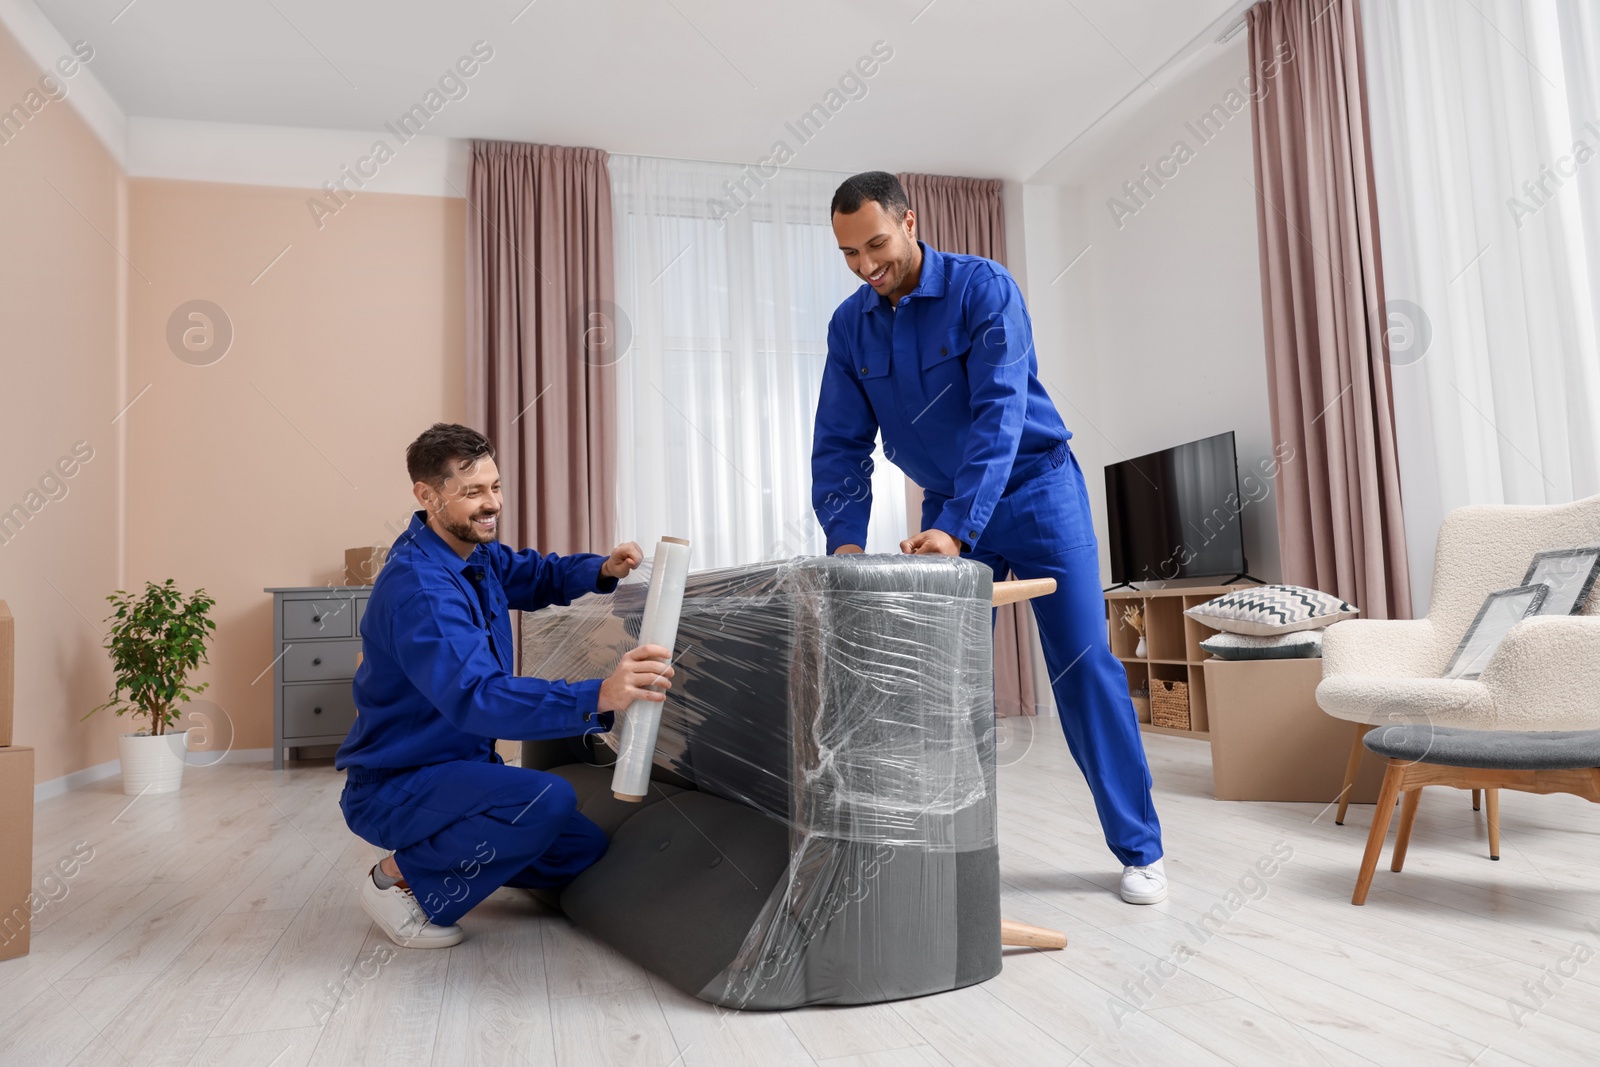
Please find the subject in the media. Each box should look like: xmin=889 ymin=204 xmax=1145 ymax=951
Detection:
xmin=86 ymin=579 xmax=217 ymax=795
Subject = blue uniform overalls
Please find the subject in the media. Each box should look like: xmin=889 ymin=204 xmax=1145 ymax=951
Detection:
xmin=336 ymin=512 xmax=616 ymax=926
xmin=812 ymin=244 xmax=1162 ymax=866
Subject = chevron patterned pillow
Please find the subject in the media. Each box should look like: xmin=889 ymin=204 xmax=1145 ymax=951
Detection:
xmin=1184 ymin=585 xmax=1358 ymax=636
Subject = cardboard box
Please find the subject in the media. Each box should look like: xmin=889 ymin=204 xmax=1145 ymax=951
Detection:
xmin=0 ymin=601 xmax=12 ymax=746
xmin=0 ymin=746 xmax=34 ymax=960
xmin=344 ymin=546 xmax=387 ymax=587
xmin=1204 ymin=658 xmax=1387 ymax=804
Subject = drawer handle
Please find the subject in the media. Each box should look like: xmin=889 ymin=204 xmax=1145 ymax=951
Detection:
xmin=312 ymin=657 xmax=322 ymax=666
xmin=313 ymin=706 xmax=323 ymax=715
xmin=311 ymin=614 xmax=322 ymax=624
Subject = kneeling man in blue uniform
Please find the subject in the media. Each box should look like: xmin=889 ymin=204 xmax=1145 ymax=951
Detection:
xmin=337 ymin=423 xmax=674 ymax=947
xmin=812 ymin=173 xmax=1168 ymax=904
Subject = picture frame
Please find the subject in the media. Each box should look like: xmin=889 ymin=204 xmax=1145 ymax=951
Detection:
xmin=1442 ymin=585 xmax=1551 ymax=681
xmin=1521 ymin=546 xmax=1600 ymax=616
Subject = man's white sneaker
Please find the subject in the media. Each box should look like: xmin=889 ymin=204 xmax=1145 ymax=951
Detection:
xmin=359 ymin=866 xmax=464 ymax=948
xmin=1120 ymin=858 xmax=1168 ymax=904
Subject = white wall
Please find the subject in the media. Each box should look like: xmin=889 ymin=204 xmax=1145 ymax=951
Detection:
xmin=1019 ymin=38 xmax=1281 ymax=587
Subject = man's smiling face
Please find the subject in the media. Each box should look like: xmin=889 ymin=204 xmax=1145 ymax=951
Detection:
xmin=423 ymin=455 xmax=501 ymax=549
xmin=833 ymin=199 xmax=919 ymax=303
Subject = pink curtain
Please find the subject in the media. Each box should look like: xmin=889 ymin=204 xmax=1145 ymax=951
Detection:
xmin=1247 ymin=0 xmax=1412 ymax=619
xmin=900 ymin=172 xmax=1040 ymax=718
xmin=900 ymin=173 xmax=1008 ymax=265
xmin=465 ymin=142 xmax=618 ymax=556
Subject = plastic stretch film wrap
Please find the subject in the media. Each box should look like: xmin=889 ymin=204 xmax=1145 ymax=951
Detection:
xmin=520 ymin=554 xmax=1001 ymax=1009
xmin=610 ymin=537 xmax=691 ymax=801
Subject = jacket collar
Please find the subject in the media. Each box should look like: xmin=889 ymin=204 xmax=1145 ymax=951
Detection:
xmin=398 ymin=510 xmax=480 ymax=573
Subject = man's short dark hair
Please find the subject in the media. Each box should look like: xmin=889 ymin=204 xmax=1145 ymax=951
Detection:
xmin=406 ymin=423 xmax=494 ymax=487
xmin=831 ymin=171 xmax=909 ymax=219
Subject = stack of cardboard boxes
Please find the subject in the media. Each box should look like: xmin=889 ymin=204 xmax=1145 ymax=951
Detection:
xmin=0 ymin=601 xmax=34 ymax=961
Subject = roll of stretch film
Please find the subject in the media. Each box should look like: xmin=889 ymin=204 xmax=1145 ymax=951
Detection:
xmin=610 ymin=537 xmax=691 ymax=801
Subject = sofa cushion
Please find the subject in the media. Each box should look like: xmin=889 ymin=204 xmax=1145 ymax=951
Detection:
xmin=1201 ymin=630 xmax=1323 ymax=660
xmin=560 ymin=790 xmax=792 ymax=1000
xmin=1187 ymin=585 xmax=1357 ymax=636
xmin=550 ymin=762 xmax=686 ymax=839
xmin=1315 ymin=674 xmax=1495 ymax=727
xmin=515 ymin=763 xmax=691 ymax=909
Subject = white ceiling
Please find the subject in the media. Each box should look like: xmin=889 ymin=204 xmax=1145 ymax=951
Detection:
xmin=33 ymin=0 xmax=1248 ymax=182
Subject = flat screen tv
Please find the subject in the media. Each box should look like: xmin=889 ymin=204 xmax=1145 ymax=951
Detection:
xmin=1104 ymin=431 xmax=1248 ymax=587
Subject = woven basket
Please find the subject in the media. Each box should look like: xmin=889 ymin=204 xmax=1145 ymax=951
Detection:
xmin=1150 ymin=679 xmax=1190 ymax=730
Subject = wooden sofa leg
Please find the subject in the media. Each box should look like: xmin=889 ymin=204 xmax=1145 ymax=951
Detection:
xmin=1391 ymin=789 xmax=1423 ymax=872
xmin=1472 ymin=788 xmax=1481 ymax=811
xmin=1337 ymin=724 xmax=1374 ymax=826
xmin=1001 ymin=920 xmax=1067 ymax=950
xmin=1353 ymin=761 xmax=1405 ymax=905
xmin=1487 ymin=788 xmax=1500 ymax=861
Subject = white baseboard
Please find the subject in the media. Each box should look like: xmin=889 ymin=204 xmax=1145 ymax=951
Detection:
xmin=196 ymin=747 xmax=273 ymax=765
xmin=33 ymin=747 xmax=280 ymax=803
xmin=34 ymin=759 xmax=120 ymax=804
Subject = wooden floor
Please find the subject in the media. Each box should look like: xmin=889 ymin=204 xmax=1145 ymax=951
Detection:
xmin=4 ymin=722 xmax=1599 ymax=1067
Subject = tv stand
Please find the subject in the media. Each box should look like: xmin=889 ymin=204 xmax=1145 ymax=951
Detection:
xmin=1104 ymin=582 xmax=1257 ymax=743
xmin=1221 ymin=573 xmax=1267 ymax=585
xmin=1102 ymin=581 xmax=1136 ymax=593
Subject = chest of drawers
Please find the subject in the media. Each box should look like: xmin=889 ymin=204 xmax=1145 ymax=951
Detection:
xmin=266 ymin=586 xmax=371 ymax=769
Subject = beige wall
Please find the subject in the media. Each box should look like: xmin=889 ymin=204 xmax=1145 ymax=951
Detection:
xmin=1 ymin=13 xmax=467 ymax=782
xmin=0 ymin=21 xmax=126 ymax=783
xmin=126 ymin=179 xmax=466 ymax=756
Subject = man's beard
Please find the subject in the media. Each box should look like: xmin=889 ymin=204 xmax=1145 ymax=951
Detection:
xmin=443 ymin=510 xmax=498 ymax=544
xmin=864 ymin=237 xmax=914 ymax=294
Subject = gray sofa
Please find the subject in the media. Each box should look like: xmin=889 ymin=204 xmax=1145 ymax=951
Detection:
xmin=519 ymin=554 xmax=1000 ymax=1010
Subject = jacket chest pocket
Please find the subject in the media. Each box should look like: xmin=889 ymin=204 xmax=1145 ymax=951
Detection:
xmin=922 ymin=326 xmax=970 ymax=371
xmin=855 ymin=349 xmax=892 ymax=382
xmin=914 ymin=327 xmax=971 ymax=424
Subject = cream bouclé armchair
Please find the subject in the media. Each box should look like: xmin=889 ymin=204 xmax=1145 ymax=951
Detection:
xmin=1317 ymin=495 xmax=1600 ymax=824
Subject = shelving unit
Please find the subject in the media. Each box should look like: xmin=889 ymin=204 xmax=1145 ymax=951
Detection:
xmin=1104 ymin=584 xmax=1250 ymax=742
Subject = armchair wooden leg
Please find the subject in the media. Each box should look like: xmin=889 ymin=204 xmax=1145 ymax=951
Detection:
xmin=1337 ymin=724 xmax=1375 ymax=826
xmin=1486 ymin=788 xmax=1500 ymax=861
xmin=1353 ymin=760 xmax=1405 ymax=905
xmin=1472 ymin=788 xmax=1481 ymax=811
xmin=1391 ymin=789 xmax=1423 ymax=872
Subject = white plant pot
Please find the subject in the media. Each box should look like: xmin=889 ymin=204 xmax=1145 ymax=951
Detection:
xmin=1135 ymin=636 xmax=1148 ymax=658
xmin=119 ymin=730 xmax=189 ymax=795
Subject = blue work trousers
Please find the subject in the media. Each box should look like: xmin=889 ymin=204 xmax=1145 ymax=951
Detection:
xmin=341 ymin=759 xmax=608 ymax=926
xmin=926 ymin=445 xmax=1163 ymax=867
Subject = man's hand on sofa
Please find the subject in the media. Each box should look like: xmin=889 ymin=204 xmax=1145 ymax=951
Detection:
xmin=833 ymin=544 xmax=864 ymax=555
xmin=601 ymin=541 xmax=645 ymax=580
xmin=598 ymin=644 xmax=674 ymax=713
xmin=901 ymin=529 xmax=961 ymax=556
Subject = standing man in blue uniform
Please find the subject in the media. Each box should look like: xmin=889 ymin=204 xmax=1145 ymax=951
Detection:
xmin=337 ymin=423 xmax=676 ymax=947
xmin=811 ymin=173 xmax=1167 ymax=904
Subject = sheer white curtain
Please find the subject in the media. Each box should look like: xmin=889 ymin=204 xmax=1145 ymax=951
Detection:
xmin=610 ymin=155 xmax=907 ymax=568
xmin=1364 ymin=0 xmax=1600 ymax=610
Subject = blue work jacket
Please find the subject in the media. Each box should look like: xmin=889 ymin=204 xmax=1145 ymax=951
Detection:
xmin=336 ymin=512 xmax=617 ymax=772
xmin=811 ymin=243 xmax=1071 ymax=551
